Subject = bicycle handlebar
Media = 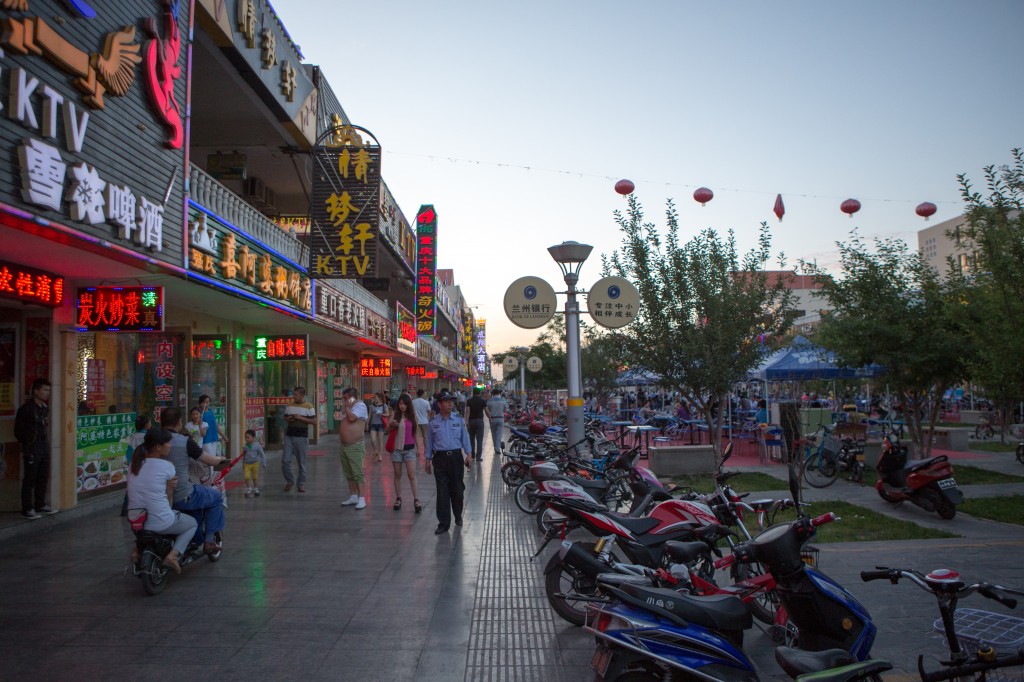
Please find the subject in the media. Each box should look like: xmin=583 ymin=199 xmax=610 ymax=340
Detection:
xmin=860 ymin=566 xmax=1021 ymax=608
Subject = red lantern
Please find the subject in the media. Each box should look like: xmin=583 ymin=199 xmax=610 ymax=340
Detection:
xmin=693 ymin=187 xmax=713 ymax=206
xmin=915 ymin=202 xmax=937 ymax=221
xmin=614 ymin=179 xmax=635 ymax=195
xmin=840 ymin=198 xmax=861 ymax=218
xmin=773 ymin=194 xmax=785 ymax=221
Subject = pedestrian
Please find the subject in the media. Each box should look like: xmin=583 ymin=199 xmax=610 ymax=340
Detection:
xmin=464 ymin=387 xmax=488 ymax=462
xmin=14 ymin=378 xmax=57 ymax=519
xmin=412 ymin=389 xmax=432 ymax=443
xmin=387 ymin=393 xmax=424 ymax=513
xmin=198 ymin=394 xmax=229 ymax=457
xmin=339 ymin=387 xmax=369 ymax=510
xmin=242 ymin=429 xmax=267 ymax=497
xmin=367 ymin=392 xmax=390 ymax=462
xmin=281 ymin=386 xmax=316 ymax=492
xmin=126 ymin=427 xmax=198 ymax=573
xmin=485 ymin=388 xmax=509 ymax=456
xmin=424 ymin=389 xmax=473 ymax=535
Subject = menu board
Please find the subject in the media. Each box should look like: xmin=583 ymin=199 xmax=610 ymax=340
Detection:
xmin=76 ymin=412 xmax=135 ymax=494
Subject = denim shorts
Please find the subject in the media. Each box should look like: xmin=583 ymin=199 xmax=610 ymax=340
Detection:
xmin=369 ymin=423 xmax=384 ymax=432
xmin=390 ymin=446 xmax=416 ymax=463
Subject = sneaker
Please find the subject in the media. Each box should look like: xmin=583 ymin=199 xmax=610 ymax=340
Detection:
xmin=253 ymin=489 xmax=261 ymax=497
xmin=355 ymin=497 xmax=366 ymax=510
xmin=283 ymin=483 xmax=293 ymax=492
xmin=297 ymin=486 xmax=306 ymax=493
xmin=37 ymin=506 xmax=58 ymax=515
xmin=245 ymin=490 xmax=253 ymax=498
xmin=21 ymin=510 xmax=40 ymax=520
xmin=221 ymin=497 xmax=229 ymax=509
xmin=341 ymin=495 xmax=359 ymax=506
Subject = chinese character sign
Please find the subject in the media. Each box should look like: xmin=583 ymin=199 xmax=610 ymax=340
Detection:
xmin=475 ymin=321 xmax=487 ymax=375
xmin=358 ymin=357 xmax=392 ymax=378
xmin=76 ymin=287 xmax=164 ymax=332
xmin=254 ymin=334 xmax=309 ymax=361
xmin=406 ymin=365 xmax=425 ymax=377
xmin=309 ymin=121 xmax=381 ymax=278
xmin=0 ymin=260 xmax=64 ymax=307
xmin=396 ymin=301 xmax=416 ymax=355
xmin=415 ymin=205 xmax=437 ymax=336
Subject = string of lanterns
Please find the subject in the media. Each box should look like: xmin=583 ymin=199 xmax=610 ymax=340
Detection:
xmin=614 ymin=180 xmax=940 ymax=221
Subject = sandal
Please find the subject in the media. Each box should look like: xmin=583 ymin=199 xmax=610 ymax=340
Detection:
xmin=393 ymin=497 xmax=402 ymax=511
xmin=162 ymin=551 xmax=182 ymax=575
xmin=414 ymin=499 xmax=423 ymax=514
xmin=376 ymin=453 xmax=382 ymax=462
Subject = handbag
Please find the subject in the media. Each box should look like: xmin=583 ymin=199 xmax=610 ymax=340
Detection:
xmin=384 ymin=425 xmax=398 ymax=454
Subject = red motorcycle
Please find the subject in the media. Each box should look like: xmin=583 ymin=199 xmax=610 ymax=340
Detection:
xmin=874 ymin=431 xmax=963 ymax=519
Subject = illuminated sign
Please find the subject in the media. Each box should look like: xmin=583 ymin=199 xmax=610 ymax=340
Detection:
xmin=406 ymin=366 xmax=425 ymax=377
xmin=396 ymin=301 xmax=416 ymax=355
xmin=475 ymin=320 xmax=487 ymax=375
xmin=255 ymin=334 xmax=308 ymax=361
xmin=192 ymin=335 xmax=229 ymax=361
xmin=0 ymin=260 xmax=64 ymax=307
xmin=415 ymin=205 xmax=437 ymax=335
xmin=359 ymin=357 xmax=392 ymax=378
xmin=309 ymin=119 xmax=381 ymax=278
xmin=76 ymin=287 xmax=164 ymax=332
xmin=423 ymin=370 xmax=438 ymax=379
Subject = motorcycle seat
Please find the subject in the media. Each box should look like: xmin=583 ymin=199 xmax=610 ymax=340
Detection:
xmin=616 ymin=583 xmax=753 ymax=633
xmin=509 ymin=428 xmax=532 ymax=439
xmin=564 ymin=476 xmax=608 ymax=491
xmin=606 ymin=514 xmax=661 ymax=535
xmin=904 ymin=455 xmax=947 ymax=473
xmin=664 ymin=540 xmax=712 ymax=565
xmin=775 ymin=646 xmax=891 ymax=680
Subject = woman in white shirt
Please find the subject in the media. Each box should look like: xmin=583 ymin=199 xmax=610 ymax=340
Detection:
xmin=127 ymin=428 xmax=198 ymax=574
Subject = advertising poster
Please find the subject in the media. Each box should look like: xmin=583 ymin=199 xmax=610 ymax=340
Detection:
xmin=76 ymin=412 xmax=135 ymax=495
xmin=0 ymin=328 xmax=14 ymax=416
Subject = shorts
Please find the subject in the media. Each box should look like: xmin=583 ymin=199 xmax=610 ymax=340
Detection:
xmin=390 ymin=446 xmax=417 ymax=464
xmin=202 ymin=442 xmax=219 ymax=457
xmin=339 ymin=440 xmax=365 ymax=483
xmin=243 ymin=461 xmax=260 ymax=481
xmin=369 ymin=423 xmax=384 ymax=432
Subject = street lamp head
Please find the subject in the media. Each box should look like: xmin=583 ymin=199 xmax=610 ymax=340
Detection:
xmin=548 ymin=241 xmax=593 ymax=284
xmin=515 ymin=346 xmax=529 ymax=353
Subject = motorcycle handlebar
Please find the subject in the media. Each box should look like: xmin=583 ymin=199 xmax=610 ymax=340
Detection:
xmin=810 ymin=512 xmax=837 ymax=527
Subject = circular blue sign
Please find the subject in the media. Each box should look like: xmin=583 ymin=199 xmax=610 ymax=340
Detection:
xmin=524 ymin=285 xmax=537 ymax=300
xmin=608 ymin=285 xmax=621 ymax=299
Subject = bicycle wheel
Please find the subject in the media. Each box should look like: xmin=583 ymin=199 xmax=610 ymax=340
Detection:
xmin=1016 ymin=442 xmax=1024 ymax=465
xmin=802 ymin=451 xmax=839 ymax=488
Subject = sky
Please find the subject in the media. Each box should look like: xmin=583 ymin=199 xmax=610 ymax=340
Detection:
xmin=277 ymin=1 xmax=1023 ymax=378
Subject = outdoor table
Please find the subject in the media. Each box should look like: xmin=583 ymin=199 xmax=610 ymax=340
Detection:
xmin=609 ymin=421 xmax=633 ymax=446
xmin=626 ymin=424 xmax=661 ymax=455
xmin=687 ymin=420 xmax=707 ymax=444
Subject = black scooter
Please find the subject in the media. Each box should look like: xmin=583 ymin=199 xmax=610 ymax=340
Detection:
xmin=126 ymin=508 xmax=223 ymax=595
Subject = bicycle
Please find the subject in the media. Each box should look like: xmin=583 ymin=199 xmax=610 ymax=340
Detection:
xmin=796 ymin=425 xmax=841 ymax=488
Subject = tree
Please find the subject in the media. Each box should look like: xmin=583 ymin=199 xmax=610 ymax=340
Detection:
xmin=604 ymin=196 xmax=798 ymax=455
xmin=951 ymin=149 xmax=1024 ymax=438
xmin=802 ymin=234 xmax=972 ymax=457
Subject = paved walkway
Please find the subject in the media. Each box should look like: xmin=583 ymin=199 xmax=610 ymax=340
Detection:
xmin=0 ymin=435 xmax=1021 ymax=680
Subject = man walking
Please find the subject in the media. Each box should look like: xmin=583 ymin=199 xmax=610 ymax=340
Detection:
xmin=412 ymin=389 xmax=432 ymax=444
xmin=15 ymin=378 xmax=57 ymax=519
xmin=425 ymin=390 xmax=472 ymax=534
xmin=485 ymin=388 xmax=509 ymax=456
xmin=464 ymin=387 xmax=488 ymax=462
xmin=281 ymin=386 xmax=316 ymax=492
xmin=338 ymin=387 xmax=368 ymax=510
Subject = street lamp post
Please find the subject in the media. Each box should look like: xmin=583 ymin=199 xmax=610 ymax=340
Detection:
xmin=548 ymin=241 xmax=593 ymax=453
xmin=515 ymin=346 xmax=529 ymax=411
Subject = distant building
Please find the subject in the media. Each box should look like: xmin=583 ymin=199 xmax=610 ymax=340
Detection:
xmin=758 ymin=271 xmax=832 ymax=330
xmin=918 ymin=214 xmax=977 ymax=276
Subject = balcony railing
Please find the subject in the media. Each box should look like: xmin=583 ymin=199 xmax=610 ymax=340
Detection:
xmin=324 ymin=277 xmax=392 ymax=321
xmin=188 ymin=164 xmax=308 ymax=266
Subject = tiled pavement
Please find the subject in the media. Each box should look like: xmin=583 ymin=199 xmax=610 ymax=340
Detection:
xmin=0 ymin=433 xmax=1021 ymax=681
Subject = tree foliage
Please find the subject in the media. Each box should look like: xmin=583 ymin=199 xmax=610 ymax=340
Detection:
xmin=802 ymin=234 xmax=972 ymax=457
xmin=950 ymin=149 xmax=1024 ymax=437
xmin=604 ymin=195 xmax=798 ymax=454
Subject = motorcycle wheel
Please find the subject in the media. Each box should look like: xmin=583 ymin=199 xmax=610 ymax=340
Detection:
xmin=601 ymin=478 xmax=632 ymax=513
xmin=140 ymin=551 xmax=169 ymax=596
xmin=536 ymin=507 xmax=571 ymax=535
xmin=801 ymin=453 xmax=839 ymax=488
xmin=921 ymin=486 xmax=956 ymax=520
xmin=1016 ymin=443 xmax=1024 ymax=465
xmin=514 ymin=480 xmax=543 ymax=515
xmin=731 ymin=561 xmax=779 ymax=625
xmin=544 ymin=545 xmax=599 ymax=626
xmin=501 ymin=460 xmax=529 ymax=487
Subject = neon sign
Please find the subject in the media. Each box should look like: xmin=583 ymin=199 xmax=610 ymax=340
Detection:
xmin=255 ymin=334 xmax=308 ymax=361
xmin=0 ymin=260 xmax=64 ymax=307
xmin=415 ymin=205 xmax=437 ymax=336
xmin=406 ymin=366 xmax=425 ymax=377
xmin=359 ymin=357 xmax=392 ymax=378
xmin=76 ymin=286 xmax=164 ymax=331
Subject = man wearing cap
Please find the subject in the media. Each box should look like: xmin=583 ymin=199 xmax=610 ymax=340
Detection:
xmin=424 ymin=389 xmax=473 ymax=534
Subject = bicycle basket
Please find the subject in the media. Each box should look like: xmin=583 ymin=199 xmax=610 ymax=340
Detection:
xmin=800 ymin=545 xmax=821 ymax=569
xmin=821 ymin=433 xmax=842 ymax=458
xmin=126 ymin=508 xmax=147 ymax=533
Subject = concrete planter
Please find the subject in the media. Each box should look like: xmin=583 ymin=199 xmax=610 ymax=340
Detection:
xmin=648 ymin=445 xmax=717 ymax=476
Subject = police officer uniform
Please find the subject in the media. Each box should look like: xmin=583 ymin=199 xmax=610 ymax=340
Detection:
xmin=425 ymin=390 xmax=473 ymax=534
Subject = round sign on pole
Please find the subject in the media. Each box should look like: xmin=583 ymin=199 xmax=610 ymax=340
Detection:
xmin=587 ymin=276 xmax=640 ymax=329
xmin=504 ymin=276 xmax=557 ymax=329
xmin=526 ymin=356 xmax=543 ymax=373
xmin=502 ymin=356 xmax=519 ymax=374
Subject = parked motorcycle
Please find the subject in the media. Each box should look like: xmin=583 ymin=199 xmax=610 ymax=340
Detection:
xmin=874 ymin=431 xmax=963 ymax=519
xmin=125 ymin=508 xmax=223 ymax=595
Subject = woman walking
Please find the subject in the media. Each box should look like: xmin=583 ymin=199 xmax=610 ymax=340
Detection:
xmin=126 ymin=428 xmax=198 ymax=574
xmin=386 ymin=393 xmax=424 ymax=513
xmin=368 ymin=393 xmax=390 ymax=462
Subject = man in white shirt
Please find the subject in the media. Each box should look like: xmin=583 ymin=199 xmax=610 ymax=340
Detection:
xmin=412 ymin=389 xmax=432 ymax=444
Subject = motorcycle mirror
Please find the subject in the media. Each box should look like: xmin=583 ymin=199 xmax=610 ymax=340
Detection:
xmin=722 ymin=441 xmax=733 ymax=463
xmin=788 ymin=461 xmax=801 ymax=513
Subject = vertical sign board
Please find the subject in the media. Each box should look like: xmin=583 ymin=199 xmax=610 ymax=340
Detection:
xmin=475 ymin=320 xmax=487 ymax=377
xmin=415 ymin=205 xmax=437 ymax=336
xmin=396 ymin=301 xmax=416 ymax=355
xmin=308 ymin=119 xmax=381 ymax=279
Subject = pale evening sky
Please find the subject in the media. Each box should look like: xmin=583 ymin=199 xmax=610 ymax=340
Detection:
xmin=277 ymin=1 xmax=1022 ymax=378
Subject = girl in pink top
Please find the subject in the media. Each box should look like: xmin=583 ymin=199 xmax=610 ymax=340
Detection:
xmin=387 ymin=393 xmax=425 ymax=513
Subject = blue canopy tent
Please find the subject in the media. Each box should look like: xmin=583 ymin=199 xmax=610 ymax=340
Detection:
xmin=748 ymin=336 xmax=885 ymax=381
xmin=616 ymin=368 xmax=661 ymax=387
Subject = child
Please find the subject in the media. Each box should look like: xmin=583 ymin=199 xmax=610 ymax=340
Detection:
xmin=184 ymin=407 xmax=207 ymax=448
xmin=242 ymin=429 xmax=267 ymax=497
